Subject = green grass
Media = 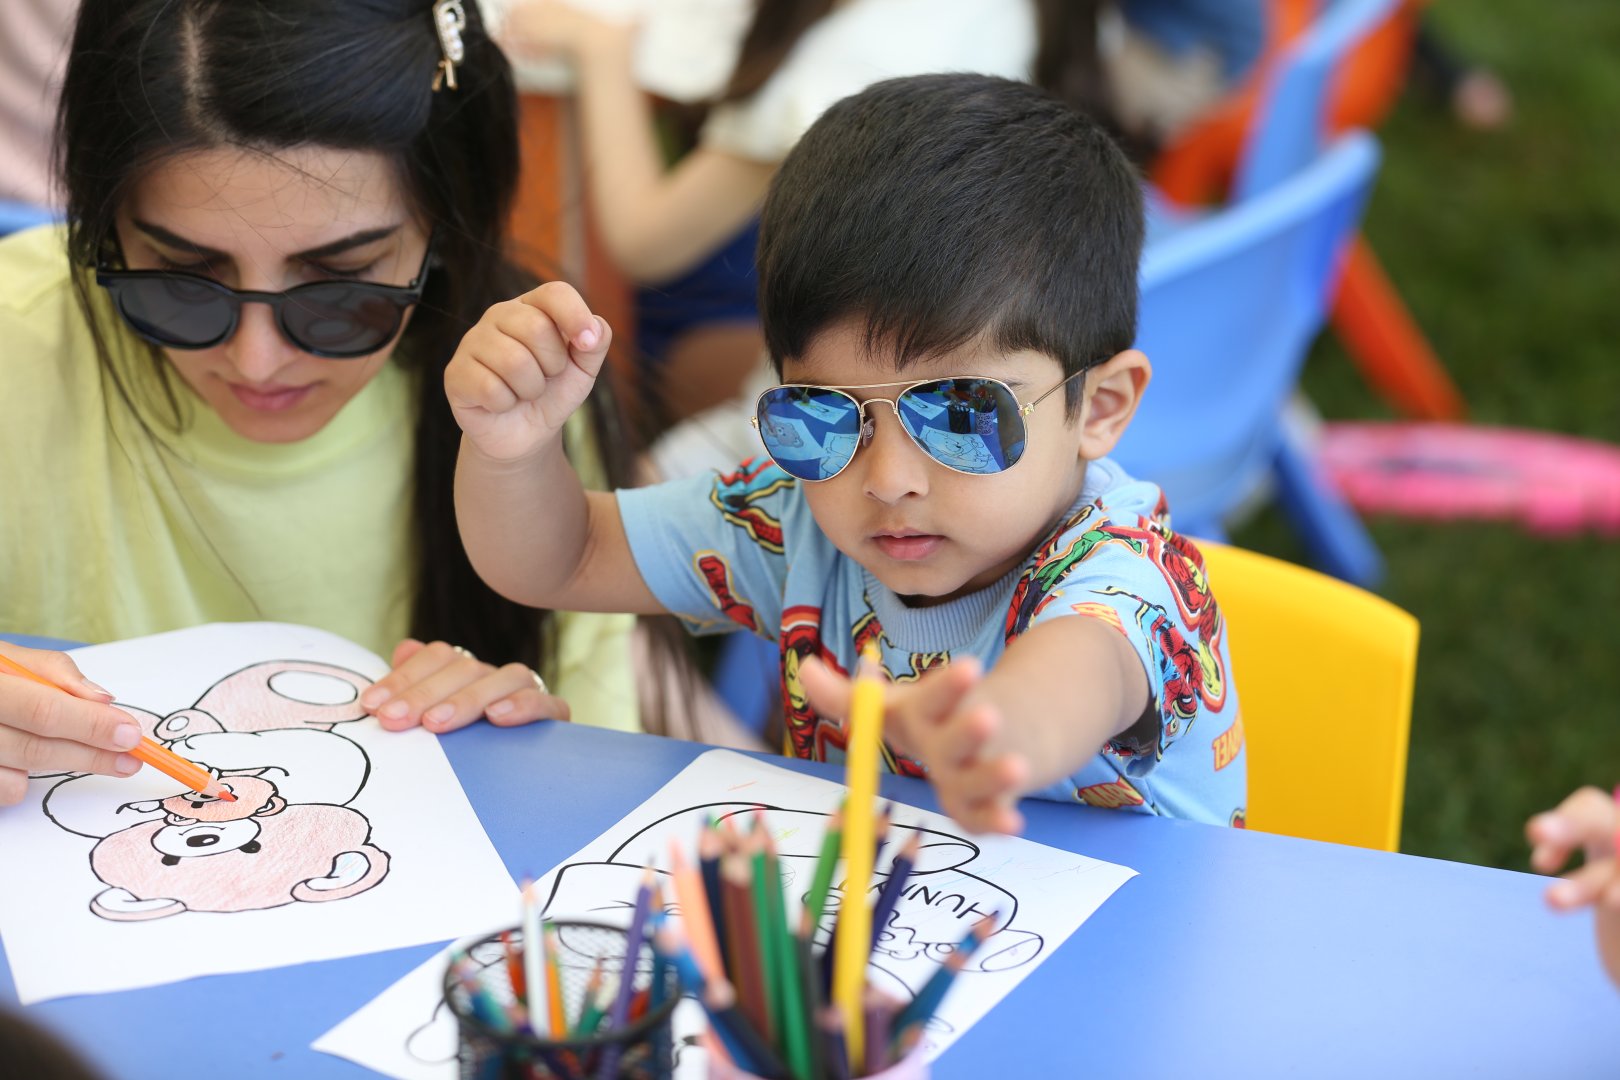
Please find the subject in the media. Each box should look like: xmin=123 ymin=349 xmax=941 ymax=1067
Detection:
xmin=1230 ymin=1 xmax=1620 ymax=869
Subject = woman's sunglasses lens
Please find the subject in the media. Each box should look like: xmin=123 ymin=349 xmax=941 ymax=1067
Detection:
xmin=118 ymin=277 xmax=235 ymax=348
xmin=281 ymin=284 xmax=404 ymax=357
xmin=896 ymin=378 xmax=1025 ymax=474
xmin=756 ymin=387 xmax=863 ymax=481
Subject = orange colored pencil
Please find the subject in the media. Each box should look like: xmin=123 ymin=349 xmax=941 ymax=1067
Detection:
xmin=0 ymin=651 xmax=235 ymax=802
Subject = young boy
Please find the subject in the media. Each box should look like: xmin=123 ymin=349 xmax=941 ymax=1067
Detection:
xmin=448 ymin=73 xmax=1244 ymax=834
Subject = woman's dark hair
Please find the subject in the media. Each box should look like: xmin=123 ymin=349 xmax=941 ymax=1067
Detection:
xmin=55 ymin=0 xmax=632 ymax=670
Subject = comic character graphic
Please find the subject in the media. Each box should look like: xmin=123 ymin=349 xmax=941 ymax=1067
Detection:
xmin=40 ymin=662 xmax=390 ymax=921
xmin=709 ymin=457 xmax=794 ymax=554
xmin=1004 ymin=506 xmax=1147 ymax=638
xmin=695 ymin=552 xmax=762 ymax=633
xmin=1097 ymin=587 xmax=1225 ymax=758
xmin=780 ymin=605 xmax=834 ymax=761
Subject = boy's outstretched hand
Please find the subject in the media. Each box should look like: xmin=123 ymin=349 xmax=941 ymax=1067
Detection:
xmin=444 ymin=281 xmax=612 ymax=463
xmin=798 ymin=655 xmax=1029 ymax=835
xmin=1526 ymin=786 xmax=1620 ymax=989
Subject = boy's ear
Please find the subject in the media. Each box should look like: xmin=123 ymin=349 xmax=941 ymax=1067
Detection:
xmin=1078 ymin=349 xmax=1151 ymax=461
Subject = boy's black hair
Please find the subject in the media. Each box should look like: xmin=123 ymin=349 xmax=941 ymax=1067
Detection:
xmin=757 ymin=73 xmax=1144 ymax=416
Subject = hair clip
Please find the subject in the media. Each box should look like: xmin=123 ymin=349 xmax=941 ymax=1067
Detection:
xmin=432 ymin=0 xmax=466 ymax=92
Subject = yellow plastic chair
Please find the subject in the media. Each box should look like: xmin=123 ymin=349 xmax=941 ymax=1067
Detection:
xmin=1198 ymin=540 xmax=1418 ymax=850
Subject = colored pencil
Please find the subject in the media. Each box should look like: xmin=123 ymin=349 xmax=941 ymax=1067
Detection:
xmin=595 ymin=866 xmax=656 ymax=1078
xmin=868 ymin=830 xmax=921 ymax=956
xmin=723 ymin=847 xmax=771 ymax=1042
xmin=748 ymin=826 xmax=786 ymax=1049
xmin=891 ymin=913 xmax=996 ymax=1041
xmin=521 ymin=880 xmax=548 ymax=1022
xmin=501 ymin=930 xmax=526 ymax=1005
xmin=543 ymin=923 xmax=567 ymax=1036
xmin=763 ymin=830 xmax=814 ymax=1080
xmin=862 ymin=988 xmax=900 ymax=1077
xmin=668 ymin=837 xmax=724 ymax=983
xmin=655 ymin=924 xmax=786 ymax=1078
xmin=803 ymin=805 xmax=844 ymax=940
xmin=700 ymin=819 xmax=730 ymax=972
xmin=818 ymin=1004 xmax=851 ymax=1080
xmin=572 ymin=958 xmax=607 ymax=1037
xmin=0 ymin=652 xmax=237 ymax=802
xmin=833 ymin=642 xmax=886 ymax=1067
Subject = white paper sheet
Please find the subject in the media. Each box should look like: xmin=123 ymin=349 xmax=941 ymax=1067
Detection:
xmin=0 ymin=623 xmax=520 ymax=1004
xmin=315 ymin=749 xmax=1136 ymax=1076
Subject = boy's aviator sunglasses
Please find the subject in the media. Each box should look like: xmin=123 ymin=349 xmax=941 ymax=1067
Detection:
xmin=751 ymin=368 xmax=1095 ymax=482
xmin=94 ymin=235 xmax=436 ymax=359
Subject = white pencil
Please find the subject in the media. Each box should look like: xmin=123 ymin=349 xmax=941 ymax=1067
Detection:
xmin=521 ymin=879 xmax=550 ymax=1032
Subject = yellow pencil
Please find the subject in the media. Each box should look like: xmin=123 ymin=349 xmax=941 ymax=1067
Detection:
xmin=832 ymin=641 xmax=885 ymax=1066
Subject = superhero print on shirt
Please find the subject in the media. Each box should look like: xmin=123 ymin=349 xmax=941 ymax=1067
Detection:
xmin=709 ymin=457 xmax=794 ymax=555
xmin=694 ymin=551 xmax=762 ymax=634
xmin=1005 ymin=505 xmax=1149 ymax=639
xmin=778 ymin=600 xmax=927 ymax=779
xmin=1097 ymin=585 xmax=1226 ymax=760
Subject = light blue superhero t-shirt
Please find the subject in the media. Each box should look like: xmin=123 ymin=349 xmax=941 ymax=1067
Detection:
xmin=617 ymin=456 xmax=1246 ymax=825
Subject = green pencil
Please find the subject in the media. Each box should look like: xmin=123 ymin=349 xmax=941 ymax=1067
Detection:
xmin=765 ymin=831 xmax=814 ymax=1080
xmin=803 ymin=804 xmax=845 ymax=940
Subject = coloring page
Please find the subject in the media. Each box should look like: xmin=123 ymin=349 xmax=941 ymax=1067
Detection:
xmin=0 ymin=623 xmax=518 ymax=1003
xmin=315 ymin=749 xmax=1136 ymax=1076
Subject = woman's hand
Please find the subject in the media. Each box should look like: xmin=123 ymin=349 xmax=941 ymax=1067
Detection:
xmin=361 ymin=639 xmax=570 ymax=734
xmin=0 ymin=642 xmax=143 ymax=806
xmin=1527 ymin=785 xmax=1620 ymax=989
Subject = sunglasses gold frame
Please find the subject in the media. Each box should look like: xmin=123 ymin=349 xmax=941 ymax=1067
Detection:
xmin=751 ymin=369 xmax=1089 ymax=482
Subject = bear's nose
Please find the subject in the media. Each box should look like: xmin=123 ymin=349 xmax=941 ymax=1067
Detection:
xmin=186 ymin=834 xmax=220 ymax=848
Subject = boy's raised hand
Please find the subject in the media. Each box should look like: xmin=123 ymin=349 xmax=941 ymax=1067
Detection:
xmin=798 ymin=654 xmax=1029 ymax=835
xmin=1526 ymin=786 xmax=1620 ymax=989
xmin=445 ymin=282 xmax=612 ymax=462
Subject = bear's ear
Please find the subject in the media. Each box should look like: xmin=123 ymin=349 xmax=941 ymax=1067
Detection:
xmin=254 ymin=795 xmax=288 ymax=818
xmin=90 ymin=888 xmax=186 ymax=921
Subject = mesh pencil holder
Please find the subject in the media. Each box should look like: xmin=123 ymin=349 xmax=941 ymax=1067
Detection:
xmin=445 ymin=919 xmax=681 ymax=1080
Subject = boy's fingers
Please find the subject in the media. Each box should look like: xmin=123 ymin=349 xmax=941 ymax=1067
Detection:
xmin=519 ymin=282 xmax=605 ymax=357
xmin=903 ymin=658 xmax=983 ymax=729
xmin=798 ymin=655 xmax=852 ymax=723
xmin=0 ymin=642 xmax=113 ymax=702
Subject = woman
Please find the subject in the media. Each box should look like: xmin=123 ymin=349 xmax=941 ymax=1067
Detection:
xmin=0 ymin=0 xmax=640 ymax=806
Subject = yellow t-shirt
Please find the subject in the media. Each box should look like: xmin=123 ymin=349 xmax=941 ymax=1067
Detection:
xmin=0 ymin=225 xmax=639 ymax=732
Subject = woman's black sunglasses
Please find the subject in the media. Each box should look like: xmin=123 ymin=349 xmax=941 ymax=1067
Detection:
xmin=95 ymin=237 xmax=435 ymax=359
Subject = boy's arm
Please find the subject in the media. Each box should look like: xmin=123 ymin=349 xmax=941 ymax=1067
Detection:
xmin=448 ymin=282 xmax=666 ymax=616
xmin=799 ymin=617 xmax=1148 ymax=834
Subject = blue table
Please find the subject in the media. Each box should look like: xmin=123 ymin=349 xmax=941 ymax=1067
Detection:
xmin=3 ymin=635 xmax=1618 ymax=1077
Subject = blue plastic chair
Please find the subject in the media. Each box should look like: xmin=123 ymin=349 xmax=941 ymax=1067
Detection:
xmin=0 ymin=200 xmax=57 ymax=237
xmin=1114 ymin=132 xmax=1384 ymax=585
xmin=1233 ymin=0 xmax=1402 ymax=200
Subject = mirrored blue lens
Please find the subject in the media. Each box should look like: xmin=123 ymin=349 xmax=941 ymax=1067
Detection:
xmin=895 ymin=378 xmax=1024 ymax=475
xmin=755 ymin=386 xmax=863 ymax=481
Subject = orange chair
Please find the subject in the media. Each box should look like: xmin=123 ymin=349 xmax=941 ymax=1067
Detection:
xmin=1153 ymin=0 xmax=1466 ymax=422
xmin=1199 ymin=540 xmax=1418 ymax=851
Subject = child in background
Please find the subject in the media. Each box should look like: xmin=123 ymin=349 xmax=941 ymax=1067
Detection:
xmin=447 ymin=74 xmax=1244 ymax=834
xmin=1527 ymin=787 xmax=1620 ymax=989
